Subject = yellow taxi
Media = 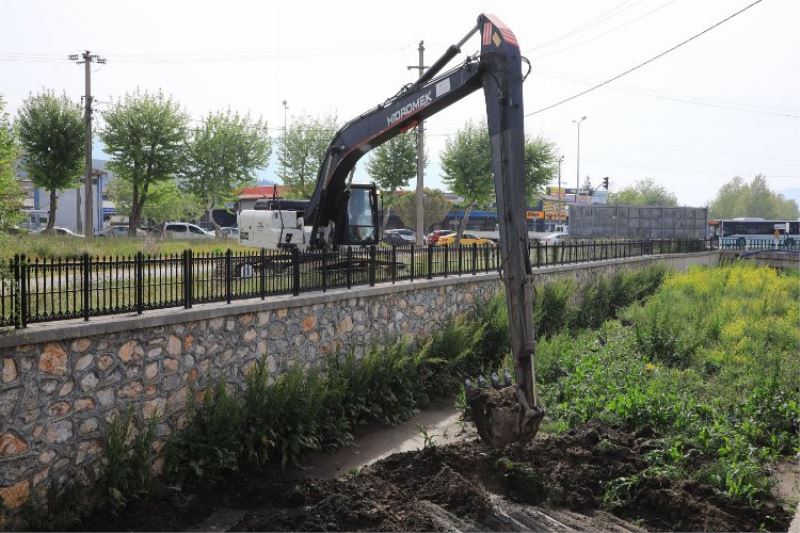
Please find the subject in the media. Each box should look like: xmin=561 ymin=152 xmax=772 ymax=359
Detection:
xmin=436 ymin=232 xmax=495 ymax=246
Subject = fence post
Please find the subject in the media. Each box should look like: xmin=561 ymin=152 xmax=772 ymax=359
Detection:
xmin=410 ymin=245 xmax=415 ymax=281
xmin=13 ymin=255 xmax=24 ymax=329
xmin=427 ymin=244 xmax=433 ymax=280
xmin=225 ymin=249 xmax=233 ymax=303
xmin=321 ymin=247 xmax=327 ymax=292
xmin=443 ymin=244 xmax=449 ymax=278
xmin=291 ymin=247 xmax=300 ymax=296
xmin=82 ymin=253 xmax=90 ymax=321
xmin=135 ymin=252 xmax=143 ymax=314
xmin=472 ymin=243 xmax=477 ymax=275
xmin=457 ymin=245 xmax=463 ymax=276
xmin=183 ymin=250 xmax=192 ymax=309
xmin=260 ymin=249 xmax=266 ymax=300
xmin=369 ymin=245 xmax=376 ymax=287
xmin=484 ymin=244 xmax=490 ymax=273
xmin=346 ymin=247 xmax=352 ymax=289
xmin=391 ymin=245 xmax=396 ymax=284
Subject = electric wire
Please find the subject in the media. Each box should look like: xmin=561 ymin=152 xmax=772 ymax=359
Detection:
xmin=525 ymin=0 xmax=647 ymax=53
xmin=532 ymin=0 xmax=679 ymax=60
xmin=525 ymin=0 xmax=767 ymax=117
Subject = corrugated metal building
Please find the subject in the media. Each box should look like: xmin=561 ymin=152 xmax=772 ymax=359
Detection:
xmin=569 ymin=205 xmax=708 ymax=239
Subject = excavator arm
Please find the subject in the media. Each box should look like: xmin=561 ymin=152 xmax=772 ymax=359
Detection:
xmin=303 ymin=13 xmax=544 ymax=445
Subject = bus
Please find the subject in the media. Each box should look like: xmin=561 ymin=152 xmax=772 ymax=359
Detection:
xmin=709 ymin=218 xmax=800 ymax=249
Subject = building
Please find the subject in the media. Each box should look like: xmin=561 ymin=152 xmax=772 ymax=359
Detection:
xmin=21 ymin=159 xmax=116 ymax=233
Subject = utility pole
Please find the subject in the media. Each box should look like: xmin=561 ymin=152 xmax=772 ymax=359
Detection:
xmin=282 ymin=100 xmax=288 ymax=182
xmin=70 ymin=50 xmax=106 ymax=238
xmin=572 ymin=116 xmax=586 ymax=204
xmin=557 ymin=155 xmax=564 ymax=230
xmin=408 ymin=41 xmax=428 ymax=245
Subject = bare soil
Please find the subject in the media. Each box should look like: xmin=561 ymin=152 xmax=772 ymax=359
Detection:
xmin=74 ymin=422 xmax=792 ymax=532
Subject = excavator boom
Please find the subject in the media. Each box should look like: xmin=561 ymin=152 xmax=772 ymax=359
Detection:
xmin=248 ymin=14 xmax=544 ymax=445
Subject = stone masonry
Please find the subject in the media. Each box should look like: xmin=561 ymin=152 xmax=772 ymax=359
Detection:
xmin=0 ymin=251 xmax=719 ymax=511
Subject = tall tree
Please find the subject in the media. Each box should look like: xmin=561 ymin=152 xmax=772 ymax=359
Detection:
xmin=100 ymin=90 xmax=188 ymax=235
xmin=107 ymin=178 xmax=202 ymax=228
xmin=441 ymin=123 xmax=557 ymax=243
xmin=277 ymin=114 xmax=337 ymax=198
xmin=609 ymin=178 xmax=678 ymax=207
xmin=366 ymin=131 xmax=423 ymax=228
xmin=0 ymin=97 xmax=23 ymax=231
xmin=15 ymin=91 xmax=84 ymax=231
xmin=709 ymin=175 xmax=799 ymax=220
xmin=184 ymin=110 xmax=272 ymax=233
xmin=524 ymin=136 xmax=559 ymax=202
xmin=441 ymin=122 xmax=493 ymax=244
xmin=394 ymin=188 xmax=452 ymax=233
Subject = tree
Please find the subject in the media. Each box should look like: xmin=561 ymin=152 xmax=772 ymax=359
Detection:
xmin=277 ymin=114 xmax=337 ymax=198
xmin=609 ymin=178 xmax=678 ymax=207
xmin=184 ymin=110 xmax=272 ymax=233
xmin=394 ymin=188 xmax=452 ymax=233
xmin=367 ymin=131 xmax=423 ymax=227
xmin=107 ymin=178 xmax=202 ymax=227
xmin=0 ymin=97 xmax=23 ymax=231
xmin=441 ymin=123 xmax=558 ymax=243
xmin=15 ymin=91 xmax=84 ymax=231
xmin=100 ymin=90 xmax=188 ymax=235
xmin=709 ymin=175 xmax=799 ymax=220
xmin=441 ymin=122 xmax=493 ymax=244
xmin=524 ymin=137 xmax=559 ymax=202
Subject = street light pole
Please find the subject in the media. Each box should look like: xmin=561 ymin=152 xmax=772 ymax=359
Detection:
xmin=557 ymin=155 xmax=564 ymax=230
xmin=572 ymin=116 xmax=587 ymax=203
xmin=281 ymin=100 xmax=288 ymax=182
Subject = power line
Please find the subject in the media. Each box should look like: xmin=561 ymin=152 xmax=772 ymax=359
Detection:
xmin=525 ymin=0 xmax=647 ymax=53
xmin=526 ymin=0 xmax=766 ymax=117
xmin=539 ymin=70 xmax=800 ymax=118
xmin=532 ymin=0 xmax=679 ymax=60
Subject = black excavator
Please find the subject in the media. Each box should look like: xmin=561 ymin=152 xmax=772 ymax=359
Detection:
xmin=238 ymin=14 xmax=545 ymax=445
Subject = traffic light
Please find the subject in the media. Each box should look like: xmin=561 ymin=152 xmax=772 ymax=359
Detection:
xmin=602 ymin=177 xmax=609 ymax=190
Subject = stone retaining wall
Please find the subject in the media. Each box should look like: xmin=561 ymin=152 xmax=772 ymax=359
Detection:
xmin=0 ymin=251 xmax=719 ymax=511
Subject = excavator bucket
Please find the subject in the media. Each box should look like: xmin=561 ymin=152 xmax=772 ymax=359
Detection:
xmin=465 ymin=373 xmax=545 ymax=447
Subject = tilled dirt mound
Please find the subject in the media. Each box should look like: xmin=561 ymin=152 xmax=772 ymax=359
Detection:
xmin=234 ymin=422 xmax=790 ymax=532
xmin=74 ymin=422 xmax=792 ymax=532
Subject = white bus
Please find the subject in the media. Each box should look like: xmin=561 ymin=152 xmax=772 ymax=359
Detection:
xmin=709 ymin=218 xmax=800 ymax=249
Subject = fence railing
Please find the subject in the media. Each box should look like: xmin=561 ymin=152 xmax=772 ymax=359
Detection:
xmin=0 ymin=238 xmax=713 ymax=329
xmin=720 ymin=238 xmax=800 ymax=251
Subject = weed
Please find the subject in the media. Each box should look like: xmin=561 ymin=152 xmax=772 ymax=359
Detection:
xmin=416 ymin=424 xmax=438 ymax=449
xmin=100 ymin=407 xmax=156 ymax=511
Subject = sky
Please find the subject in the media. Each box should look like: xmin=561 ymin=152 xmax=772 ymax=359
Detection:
xmin=1 ymin=0 xmax=798 ymax=207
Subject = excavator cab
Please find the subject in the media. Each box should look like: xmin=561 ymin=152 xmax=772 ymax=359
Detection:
xmin=335 ymin=184 xmax=380 ymax=247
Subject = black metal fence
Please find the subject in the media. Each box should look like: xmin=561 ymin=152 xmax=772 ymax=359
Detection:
xmin=720 ymin=238 xmax=800 ymax=251
xmin=0 ymin=239 xmax=713 ymax=329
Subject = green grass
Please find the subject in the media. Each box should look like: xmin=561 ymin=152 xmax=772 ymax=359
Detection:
xmin=0 ymin=233 xmax=253 ymax=260
xmin=532 ymin=264 xmax=800 ymax=507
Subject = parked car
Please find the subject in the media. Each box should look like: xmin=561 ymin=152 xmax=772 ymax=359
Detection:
xmin=97 ymin=225 xmax=147 ymax=238
xmin=32 ymin=227 xmax=85 ymax=238
xmin=219 ymin=227 xmax=239 ymax=240
xmin=436 ymin=232 xmax=495 ymax=246
xmin=383 ymin=228 xmax=416 ymax=246
xmin=539 ymin=232 xmax=569 ymax=244
xmin=425 ymin=229 xmax=455 ymax=245
xmin=162 ymin=222 xmax=214 ymax=240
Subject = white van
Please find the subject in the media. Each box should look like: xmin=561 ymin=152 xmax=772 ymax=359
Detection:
xmin=163 ymin=222 xmax=214 ymax=240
